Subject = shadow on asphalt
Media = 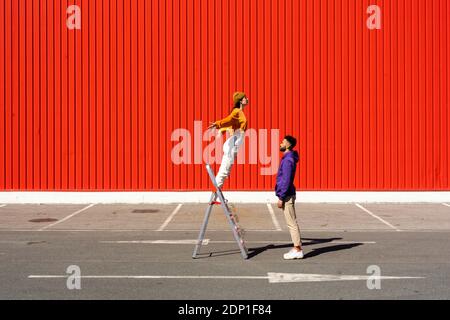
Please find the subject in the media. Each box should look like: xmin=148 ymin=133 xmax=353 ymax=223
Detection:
xmin=247 ymin=237 xmax=347 ymax=259
xmin=301 ymin=243 xmax=363 ymax=259
xmin=193 ymin=249 xmax=243 ymax=259
xmin=194 ymin=237 xmax=365 ymax=260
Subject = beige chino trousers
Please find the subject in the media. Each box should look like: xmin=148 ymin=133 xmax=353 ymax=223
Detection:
xmin=282 ymin=195 xmax=302 ymax=247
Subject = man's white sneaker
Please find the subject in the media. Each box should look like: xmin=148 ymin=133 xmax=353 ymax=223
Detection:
xmin=283 ymin=249 xmax=304 ymax=260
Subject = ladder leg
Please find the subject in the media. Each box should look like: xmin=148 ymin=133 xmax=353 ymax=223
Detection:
xmin=192 ymin=192 xmax=217 ymax=258
xmin=196 ymin=164 xmax=248 ymax=260
xmin=215 ymin=190 xmax=248 ymax=259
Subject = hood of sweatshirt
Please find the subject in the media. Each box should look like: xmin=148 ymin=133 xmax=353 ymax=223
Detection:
xmin=283 ymin=150 xmax=299 ymax=164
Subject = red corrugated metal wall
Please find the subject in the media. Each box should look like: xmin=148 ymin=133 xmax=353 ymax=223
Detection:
xmin=0 ymin=0 xmax=449 ymax=191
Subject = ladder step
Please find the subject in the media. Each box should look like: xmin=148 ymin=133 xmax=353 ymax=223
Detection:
xmin=210 ymin=198 xmax=229 ymax=206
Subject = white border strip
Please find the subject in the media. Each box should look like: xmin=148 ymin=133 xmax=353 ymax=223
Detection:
xmin=39 ymin=204 xmax=96 ymax=231
xmin=355 ymin=203 xmax=401 ymax=232
xmin=1 ymin=192 xmax=450 ymax=204
xmin=0 ymin=204 xmax=6 ymax=208
xmin=442 ymin=203 xmax=450 ymax=207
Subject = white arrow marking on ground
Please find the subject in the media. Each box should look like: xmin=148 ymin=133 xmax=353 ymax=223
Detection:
xmin=28 ymin=273 xmax=424 ymax=283
xmin=267 ymin=273 xmax=424 ymax=283
xmin=100 ymin=240 xmax=375 ymax=245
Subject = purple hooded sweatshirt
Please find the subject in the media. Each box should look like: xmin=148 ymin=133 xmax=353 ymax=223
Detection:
xmin=275 ymin=150 xmax=299 ymax=201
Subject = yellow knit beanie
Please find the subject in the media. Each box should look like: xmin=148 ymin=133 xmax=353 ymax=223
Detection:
xmin=233 ymin=92 xmax=246 ymax=105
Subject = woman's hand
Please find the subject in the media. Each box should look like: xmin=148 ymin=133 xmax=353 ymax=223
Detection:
xmin=207 ymin=122 xmax=217 ymax=130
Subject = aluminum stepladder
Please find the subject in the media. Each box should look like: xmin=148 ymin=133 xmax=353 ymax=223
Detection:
xmin=192 ymin=164 xmax=249 ymax=259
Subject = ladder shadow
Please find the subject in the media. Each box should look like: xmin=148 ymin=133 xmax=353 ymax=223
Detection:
xmin=193 ymin=249 xmax=243 ymax=259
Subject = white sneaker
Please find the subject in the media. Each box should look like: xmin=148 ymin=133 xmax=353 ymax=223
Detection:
xmin=283 ymin=249 xmax=304 ymax=260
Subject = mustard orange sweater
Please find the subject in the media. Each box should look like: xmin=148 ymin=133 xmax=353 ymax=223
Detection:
xmin=214 ymin=108 xmax=248 ymax=133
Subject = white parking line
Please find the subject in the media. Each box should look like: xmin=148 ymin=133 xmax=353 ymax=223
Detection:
xmin=0 ymin=204 xmax=6 ymax=208
xmin=266 ymin=203 xmax=282 ymax=231
xmin=157 ymin=204 xmax=183 ymax=231
xmin=355 ymin=203 xmax=401 ymax=232
xmin=39 ymin=204 xmax=96 ymax=231
xmin=442 ymin=203 xmax=450 ymax=208
xmin=28 ymin=275 xmax=268 ymax=280
xmin=0 ymin=228 xmax=283 ymax=233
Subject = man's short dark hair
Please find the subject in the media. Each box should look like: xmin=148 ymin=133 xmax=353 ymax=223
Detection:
xmin=284 ymin=135 xmax=297 ymax=150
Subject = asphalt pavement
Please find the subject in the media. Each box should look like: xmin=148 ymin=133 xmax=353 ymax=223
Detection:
xmin=0 ymin=202 xmax=449 ymax=299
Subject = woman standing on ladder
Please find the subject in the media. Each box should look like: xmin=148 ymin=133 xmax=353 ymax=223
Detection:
xmin=207 ymin=92 xmax=249 ymax=190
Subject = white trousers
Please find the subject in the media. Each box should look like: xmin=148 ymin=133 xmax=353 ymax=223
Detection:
xmin=215 ymin=130 xmax=245 ymax=188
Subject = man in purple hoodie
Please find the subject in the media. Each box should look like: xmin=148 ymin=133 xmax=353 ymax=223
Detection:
xmin=275 ymin=135 xmax=303 ymax=260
